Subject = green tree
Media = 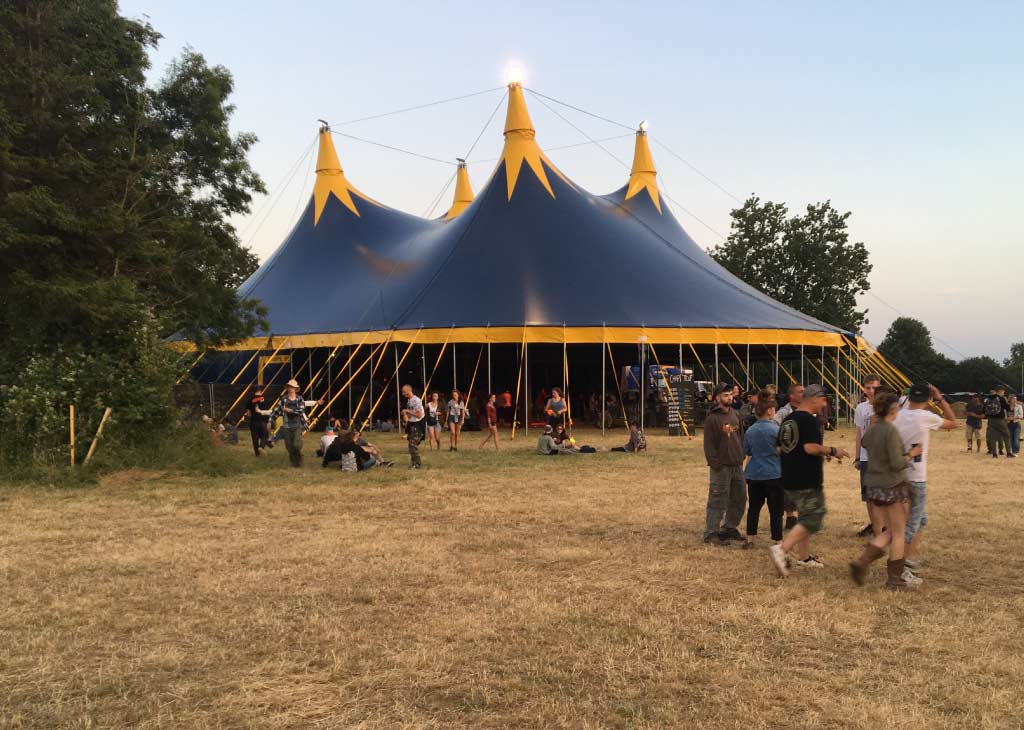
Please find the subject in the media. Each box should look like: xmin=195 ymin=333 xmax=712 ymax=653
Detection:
xmin=950 ymin=356 xmax=1010 ymax=394
xmin=878 ymin=317 xmax=938 ymax=378
xmin=710 ymin=197 xmax=872 ymax=332
xmin=0 ymin=1 xmax=266 ymax=465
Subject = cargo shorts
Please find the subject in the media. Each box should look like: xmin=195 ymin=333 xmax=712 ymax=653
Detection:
xmin=786 ymin=488 xmax=826 ymax=534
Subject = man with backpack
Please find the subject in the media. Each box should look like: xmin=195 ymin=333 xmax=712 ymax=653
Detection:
xmin=984 ymin=386 xmax=1013 ymax=458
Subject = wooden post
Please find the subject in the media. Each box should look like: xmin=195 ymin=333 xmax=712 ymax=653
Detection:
xmin=84 ymin=407 xmax=112 ymax=465
xmin=69 ymin=405 xmax=76 ymax=466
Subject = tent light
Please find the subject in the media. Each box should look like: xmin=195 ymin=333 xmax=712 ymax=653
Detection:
xmin=504 ymin=63 xmax=526 ymax=86
xmin=638 ymin=120 xmax=649 ymax=133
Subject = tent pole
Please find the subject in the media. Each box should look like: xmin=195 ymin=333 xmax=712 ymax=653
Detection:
xmin=774 ymin=344 xmax=779 ymax=386
xmin=679 ymin=343 xmax=683 ymax=370
xmin=394 ymin=343 xmax=401 ymax=422
xmin=327 ymin=351 xmax=332 ymax=424
xmin=836 ymin=345 xmax=842 ymax=422
xmin=452 ymin=343 xmax=457 ymax=390
xmin=524 ymin=341 xmax=529 ymax=436
xmin=421 ymin=344 xmax=427 ymax=393
xmin=714 ymin=343 xmax=720 ymax=384
xmin=347 ymin=348 xmax=353 ymax=423
xmin=601 ymin=339 xmax=606 ymax=435
xmin=640 ymin=343 xmax=646 ymax=430
xmin=800 ymin=345 xmax=805 ymax=383
xmin=746 ymin=344 xmax=751 ymax=391
xmin=487 ymin=342 xmax=492 ymax=395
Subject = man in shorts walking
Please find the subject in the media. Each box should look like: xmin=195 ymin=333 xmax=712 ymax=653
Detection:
xmin=769 ymin=385 xmax=850 ymax=576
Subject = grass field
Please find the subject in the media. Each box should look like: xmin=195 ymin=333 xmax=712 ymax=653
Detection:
xmin=2 ymin=424 xmax=1022 ymax=729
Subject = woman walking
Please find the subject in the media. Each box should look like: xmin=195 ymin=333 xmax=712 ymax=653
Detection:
xmin=446 ymin=389 xmax=467 ymax=451
xmin=849 ymin=391 xmax=923 ymax=590
xmin=425 ymin=391 xmax=443 ymax=450
xmin=1009 ymin=395 xmax=1022 ymax=456
xmin=479 ymin=393 xmax=499 ymax=450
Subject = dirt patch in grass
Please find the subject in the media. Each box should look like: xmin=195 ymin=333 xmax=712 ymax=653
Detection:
xmin=1 ymin=426 xmax=1022 ymax=728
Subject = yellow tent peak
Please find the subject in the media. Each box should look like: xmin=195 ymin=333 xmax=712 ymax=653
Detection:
xmin=312 ymin=127 xmax=371 ymax=223
xmin=444 ymin=160 xmax=475 ymax=219
xmin=624 ymin=129 xmax=662 ymax=213
xmin=499 ymin=83 xmax=572 ymax=200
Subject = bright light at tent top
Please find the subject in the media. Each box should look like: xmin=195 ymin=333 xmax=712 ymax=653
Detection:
xmin=639 ymin=120 xmax=649 ymax=133
xmin=504 ymin=63 xmax=526 ymax=86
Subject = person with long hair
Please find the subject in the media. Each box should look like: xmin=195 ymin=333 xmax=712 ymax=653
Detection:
xmin=445 ymin=388 xmax=467 ymax=451
xmin=544 ymin=388 xmax=567 ymax=429
xmin=425 ymin=391 xmax=442 ymax=451
xmin=849 ymin=391 xmax=923 ymax=590
xmin=479 ymin=393 xmax=499 ymax=450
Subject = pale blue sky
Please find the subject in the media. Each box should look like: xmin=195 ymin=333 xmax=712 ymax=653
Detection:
xmin=124 ymin=0 xmax=1023 ymax=359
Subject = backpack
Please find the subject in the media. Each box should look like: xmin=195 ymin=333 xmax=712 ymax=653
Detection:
xmin=984 ymin=397 xmax=1004 ymax=418
xmin=340 ymin=452 xmax=358 ymax=473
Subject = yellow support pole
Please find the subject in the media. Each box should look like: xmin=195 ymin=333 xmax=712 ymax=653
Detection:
xmin=227 ymin=337 xmax=291 ymax=426
xmin=606 ymin=342 xmax=631 ymax=429
xmin=422 ymin=327 xmax=454 ymax=397
xmin=511 ymin=328 xmax=527 ymax=441
xmin=688 ymin=343 xmax=712 ymax=382
xmin=305 ymin=334 xmax=372 ymax=426
xmin=84 ymin=407 xmax=112 ymax=465
xmin=361 ymin=332 xmax=421 ymax=431
xmin=307 ymin=341 xmax=380 ymax=429
xmin=69 ymin=405 xmax=75 ymax=466
xmin=563 ymin=331 xmax=572 ymax=427
xmin=648 ymin=345 xmax=691 ymax=439
xmin=764 ymin=345 xmax=799 ymax=385
xmin=349 ymin=337 xmax=394 ymax=428
xmin=229 ymin=339 xmax=271 ymax=385
xmin=726 ymin=342 xmax=757 ymax=390
xmin=804 ymin=354 xmax=857 ymax=413
xmin=175 ymin=350 xmax=206 ymax=384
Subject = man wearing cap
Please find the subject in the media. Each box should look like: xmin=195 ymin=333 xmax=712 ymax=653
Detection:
xmin=536 ymin=424 xmax=575 ymax=455
xmin=400 ymin=384 xmax=425 ymax=469
xmin=769 ymin=385 xmax=850 ymax=576
xmin=702 ymin=382 xmax=747 ymax=546
xmin=882 ymin=383 xmax=957 ymax=585
xmin=245 ymin=389 xmax=273 ymax=456
xmin=270 ymin=379 xmax=319 ymax=468
xmin=773 ymin=383 xmax=805 ymax=531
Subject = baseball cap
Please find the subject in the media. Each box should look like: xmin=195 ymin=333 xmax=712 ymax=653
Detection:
xmin=907 ymin=383 xmax=931 ymax=403
xmin=804 ymin=384 xmax=827 ymax=399
xmin=713 ymin=382 xmax=732 ymax=396
xmin=544 ymin=425 xmax=553 ymax=434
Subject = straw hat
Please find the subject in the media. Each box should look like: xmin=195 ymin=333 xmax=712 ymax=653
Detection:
xmin=285 ymin=378 xmax=300 ymax=389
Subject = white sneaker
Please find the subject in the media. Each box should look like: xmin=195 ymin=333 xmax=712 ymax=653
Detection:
xmin=795 ymin=555 xmax=825 ymax=569
xmin=769 ymin=544 xmax=790 ymax=577
xmin=905 ymin=558 xmax=923 ymax=571
xmin=902 ymin=567 xmax=923 ymax=586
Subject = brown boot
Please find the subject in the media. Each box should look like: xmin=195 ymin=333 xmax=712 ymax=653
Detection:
xmin=885 ymin=559 xmax=914 ymax=591
xmin=849 ymin=544 xmax=886 ymax=586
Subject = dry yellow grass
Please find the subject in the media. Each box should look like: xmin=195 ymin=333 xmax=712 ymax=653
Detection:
xmin=1 ymin=425 xmax=1023 ymax=729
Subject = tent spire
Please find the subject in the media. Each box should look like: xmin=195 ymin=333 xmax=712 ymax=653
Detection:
xmin=499 ymin=82 xmax=572 ymax=201
xmin=312 ymin=124 xmax=369 ymax=223
xmin=624 ymin=123 xmax=662 ymax=213
xmin=444 ymin=159 xmax=475 ymax=219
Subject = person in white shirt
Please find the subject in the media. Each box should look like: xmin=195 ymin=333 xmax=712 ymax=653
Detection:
xmin=1009 ymin=395 xmax=1022 ymax=456
xmin=317 ymin=425 xmax=337 ymax=457
xmin=893 ymin=383 xmax=957 ymax=585
xmin=400 ymin=384 xmax=425 ymax=470
xmin=853 ymin=375 xmax=881 ymax=537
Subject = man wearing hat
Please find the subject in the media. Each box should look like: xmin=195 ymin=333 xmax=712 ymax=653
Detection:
xmin=702 ymin=382 xmax=747 ymax=546
xmin=769 ymin=385 xmax=850 ymax=576
xmin=270 ymin=379 xmax=318 ymax=468
xmin=882 ymin=383 xmax=957 ymax=585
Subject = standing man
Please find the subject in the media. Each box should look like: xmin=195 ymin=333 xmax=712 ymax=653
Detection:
xmin=768 ymin=385 xmax=850 ymax=576
xmin=774 ymin=383 xmax=805 ymax=530
xmin=853 ymin=374 xmax=882 ymax=537
xmin=271 ymin=379 xmax=317 ymax=468
xmin=702 ymin=382 xmax=747 ymax=546
xmin=964 ymin=394 xmax=984 ymax=453
xmin=984 ymin=386 xmax=1012 ymax=459
xmin=246 ymin=388 xmax=273 ymax=456
xmin=891 ymin=383 xmax=958 ymax=585
xmin=400 ymin=384 xmax=425 ymax=469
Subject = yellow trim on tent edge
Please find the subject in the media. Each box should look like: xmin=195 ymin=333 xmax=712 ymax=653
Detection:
xmin=169 ymin=326 xmax=858 ymax=352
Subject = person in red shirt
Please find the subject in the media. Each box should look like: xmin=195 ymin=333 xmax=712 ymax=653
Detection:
xmin=479 ymin=393 xmax=499 ymax=450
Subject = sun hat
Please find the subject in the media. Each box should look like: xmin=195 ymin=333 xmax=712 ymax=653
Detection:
xmin=285 ymin=378 xmax=300 ymax=389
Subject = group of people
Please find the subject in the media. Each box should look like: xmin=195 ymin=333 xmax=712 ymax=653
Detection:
xmin=702 ymin=374 xmax=963 ymax=591
xmin=963 ymin=387 xmax=1020 ymax=458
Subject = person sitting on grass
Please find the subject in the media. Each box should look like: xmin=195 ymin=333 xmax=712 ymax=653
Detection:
xmin=743 ymin=393 xmax=783 ymax=549
xmin=847 ymin=391 xmax=922 ymax=591
xmin=322 ymin=429 xmax=392 ymax=470
xmin=552 ymin=424 xmax=596 ymax=453
xmin=610 ymin=423 xmax=647 ymax=453
xmin=537 ymin=425 xmax=576 ymax=455
xmin=317 ymin=425 xmax=337 ymax=458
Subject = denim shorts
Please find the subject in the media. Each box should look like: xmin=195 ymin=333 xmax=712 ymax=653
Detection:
xmin=905 ymin=481 xmax=927 ymax=542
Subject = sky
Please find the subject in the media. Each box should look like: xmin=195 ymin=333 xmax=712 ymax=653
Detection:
xmin=122 ymin=0 xmax=1023 ymax=360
